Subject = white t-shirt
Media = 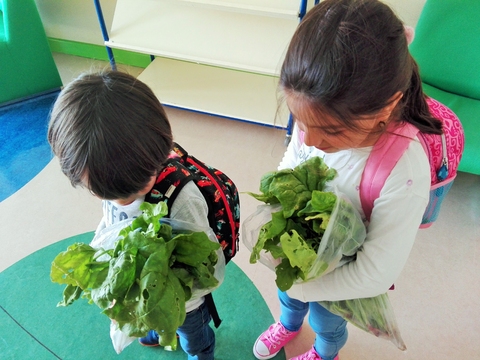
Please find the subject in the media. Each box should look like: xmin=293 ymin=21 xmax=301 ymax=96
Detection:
xmin=97 ymin=181 xmax=210 ymax=312
xmin=279 ymin=124 xmax=430 ymax=302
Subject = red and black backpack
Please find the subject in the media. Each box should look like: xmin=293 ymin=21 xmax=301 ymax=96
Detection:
xmin=145 ymin=142 xmax=240 ymax=263
xmin=144 ymin=143 xmax=240 ymax=327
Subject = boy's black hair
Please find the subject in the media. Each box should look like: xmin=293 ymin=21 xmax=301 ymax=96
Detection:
xmin=48 ymin=70 xmax=173 ymax=199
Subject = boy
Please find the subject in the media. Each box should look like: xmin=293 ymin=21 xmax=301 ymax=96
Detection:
xmin=48 ymin=70 xmax=215 ymax=360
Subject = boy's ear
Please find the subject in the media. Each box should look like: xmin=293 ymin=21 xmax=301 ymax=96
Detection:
xmin=139 ymin=176 xmax=158 ymax=196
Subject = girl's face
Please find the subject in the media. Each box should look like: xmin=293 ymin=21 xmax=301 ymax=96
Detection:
xmin=286 ymin=96 xmax=387 ymax=153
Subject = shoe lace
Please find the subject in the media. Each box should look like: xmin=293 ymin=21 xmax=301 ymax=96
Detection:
xmin=301 ymin=349 xmax=321 ymax=360
xmin=265 ymin=323 xmax=292 ymax=346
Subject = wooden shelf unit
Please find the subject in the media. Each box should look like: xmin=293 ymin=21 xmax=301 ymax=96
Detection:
xmin=101 ymin=0 xmax=307 ymax=128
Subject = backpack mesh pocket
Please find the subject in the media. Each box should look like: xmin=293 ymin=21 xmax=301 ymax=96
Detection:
xmin=421 ymin=179 xmax=454 ymax=228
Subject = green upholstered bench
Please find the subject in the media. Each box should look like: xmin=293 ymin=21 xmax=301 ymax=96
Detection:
xmin=409 ymin=0 xmax=480 ymax=175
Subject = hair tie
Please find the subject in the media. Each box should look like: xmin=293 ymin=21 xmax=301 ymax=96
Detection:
xmin=404 ymin=25 xmax=415 ymax=45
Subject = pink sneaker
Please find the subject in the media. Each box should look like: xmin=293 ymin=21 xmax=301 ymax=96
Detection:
xmin=253 ymin=322 xmax=300 ymax=359
xmin=289 ymin=346 xmax=339 ymax=360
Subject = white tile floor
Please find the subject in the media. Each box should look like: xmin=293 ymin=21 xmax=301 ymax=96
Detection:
xmin=1 ymin=53 xmax=479 ymax=359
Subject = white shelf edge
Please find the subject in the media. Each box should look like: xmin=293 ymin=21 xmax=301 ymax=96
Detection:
xmin=163 ymin=104 xmax=287 ymax=129
xmin=105 ymin=41 xmax=280 ymax=76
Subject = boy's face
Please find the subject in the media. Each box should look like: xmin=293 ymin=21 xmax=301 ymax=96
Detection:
xmin=81 ymin=175 xmax=157 ymax=206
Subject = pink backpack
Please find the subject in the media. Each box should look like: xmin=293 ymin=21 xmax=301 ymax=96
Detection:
xmin=359 ymin=98 xmax=464 ymax=228
xmin=299 ymin=98 xmax=464 ymax=228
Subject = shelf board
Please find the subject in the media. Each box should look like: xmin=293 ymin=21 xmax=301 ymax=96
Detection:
xmin=137 ymin=57 xmax=289 ymax=127
xmin=107 ymin=0 xmax=300 ymax=75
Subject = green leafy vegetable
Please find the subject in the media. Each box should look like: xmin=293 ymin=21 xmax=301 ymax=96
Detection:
xmin=50 ymin=202 xmax=221 ymax=350
xmin=249 ymin=157 xmax=337 ymax=218
xmin=247 ymin=157 xmax=338 ymax=291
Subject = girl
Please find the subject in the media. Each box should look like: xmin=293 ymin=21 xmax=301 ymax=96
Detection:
xmin=253 ymin=1 xmax=442 ymax=359
xmin=48 ymin=70 xmax=216 ymax=360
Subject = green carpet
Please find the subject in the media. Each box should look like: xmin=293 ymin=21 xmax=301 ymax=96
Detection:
xmin=0 ymin=232 xmax=285 ymax=360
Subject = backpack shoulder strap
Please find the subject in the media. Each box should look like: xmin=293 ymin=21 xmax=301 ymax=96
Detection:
xmin=360 ymin=123 xmax=420 ymax=221
xmin=172 ymin=142 xmax=189 ymax=160
xmin=144 ymin=157 xmax=194 ymax=216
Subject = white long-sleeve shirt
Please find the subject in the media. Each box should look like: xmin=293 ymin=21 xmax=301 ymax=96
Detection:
xmin=280 ymin=124 xmax=430 ymax=302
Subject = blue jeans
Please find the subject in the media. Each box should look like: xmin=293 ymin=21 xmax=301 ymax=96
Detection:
xmin=278 ymin=290 xmax=348 ymax=360
xmin=176 ymin=301 xmax=215 ymax=360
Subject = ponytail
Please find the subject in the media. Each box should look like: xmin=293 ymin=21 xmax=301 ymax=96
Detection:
xmin=401 ymin=59 xmax=443 ymax=134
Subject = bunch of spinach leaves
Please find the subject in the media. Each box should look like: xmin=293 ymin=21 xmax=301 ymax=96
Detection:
xmin=247 ymin=156 xmax=340 ymax=291
xmin=51 ymin=202 xmax=220 ymax=350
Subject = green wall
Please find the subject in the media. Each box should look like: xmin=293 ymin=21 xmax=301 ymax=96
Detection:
xmin=48 ymin=38 xmax=152 ymax=68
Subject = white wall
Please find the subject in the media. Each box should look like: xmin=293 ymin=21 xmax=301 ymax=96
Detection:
xmin=35 ymin=0 xmax=117 ymax=45
xmin=383 ymin=0 xmax=427 ymax=27
xmin=35 ymin=0 xmax=427 ymax=47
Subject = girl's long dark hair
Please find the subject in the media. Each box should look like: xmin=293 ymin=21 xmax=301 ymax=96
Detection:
xmin=280 ymin=0 xmax=442 ymax=134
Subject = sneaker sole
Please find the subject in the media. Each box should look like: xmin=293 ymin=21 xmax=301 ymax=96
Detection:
xmin=253 ymin=339 xmax=281 ymax=360
xmin=138 ymin=340 xmax=160 ymax=347
xmin=138 ymin=333 xmax=180 ymax=347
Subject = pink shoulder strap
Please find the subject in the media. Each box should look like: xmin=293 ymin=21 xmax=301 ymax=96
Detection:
xmin=359 ymin=123 xmax=419 ymax=221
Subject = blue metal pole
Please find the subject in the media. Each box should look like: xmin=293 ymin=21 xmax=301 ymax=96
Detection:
xmin=93 ymin=0 xmax=117 ymax=70
xmin=285 ymin=113 xmax=294 ymax=146
xmin=299 ymin=0 xmax=308 ymax=20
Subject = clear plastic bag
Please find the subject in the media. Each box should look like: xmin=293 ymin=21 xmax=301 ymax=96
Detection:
xmin=109 ymin=320 xmax=137 ymax=354
xmin=89 ymin=219 xmax=131 ymax=259
xmin=242 ymin=188 xmax=366 ymax=281
xmin=242 ymin=203 xmax=283 ymax=270
xmin=319 ymin=293 xmax=407 ymax=351
xmin=90 ymin=217 xmax=225 ymax=353
xmin=91 ymin=218 xmax=225 ymax=295
xmin=242 ymin=188 xmax=406 ymax=350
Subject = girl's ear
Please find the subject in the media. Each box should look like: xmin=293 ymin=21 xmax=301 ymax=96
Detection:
xmin=384 ymin=91 xmax=404 ymax=116
xmin=374 ymin=92 xmax=404 ymax=126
